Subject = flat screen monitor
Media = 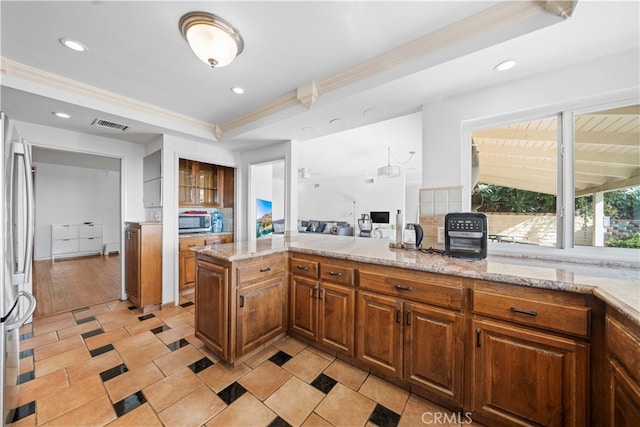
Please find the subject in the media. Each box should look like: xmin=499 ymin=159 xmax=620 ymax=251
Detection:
xmin=370 ymin=211 xmax=390 ymax=224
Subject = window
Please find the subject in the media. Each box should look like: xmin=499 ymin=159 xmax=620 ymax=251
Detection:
xmin=470 ymin=102 xmax=639 ymax=254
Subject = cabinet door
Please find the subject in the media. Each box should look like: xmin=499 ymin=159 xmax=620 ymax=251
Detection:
xmin=178 ymin=159 xmax=195 ymax=205
xmin=608 ymin=358 xmax=640 ymax=427
xmin=196 ymin=162 xmax=221 ymax=207
xmin=195 ymin=260 xmax=229 ymax=360
xmin=237 ymin=275 xmax=286 ymax=357
xmin=472 ymin=318 xmax=589 ymax=427
xmin=124 ymin=227 xmax=140 ymax=305
xmin=356 ymin=291 xmax=403 ymax=378
xmin=318 ymin=282 xmax=354 ymax=356
xmin=404 ymin=302 xmax=464 ymax=406
xmin=290 ymin=276 xmax=318 ymax=341
xmin=180 ymin=253 xmax=196 ymax=291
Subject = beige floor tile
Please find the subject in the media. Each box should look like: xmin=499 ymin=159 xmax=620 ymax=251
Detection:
xmin=302 ymin=412 xmax=333 ymax=426
xmin=67 ymin=350 xmax=123 ymax=383
xmin=185 ymin=333 xmax=205 ymax=349
xmin=84 ymin=328 xmax=130 ymax=351
xmin=33 ymin=317 xmax=78 ymax=336
xmin=35 ymin=346 xmax=91 ymax=378
xmin=359 ymin=374 xmax=409 ymax=414
xmin=125 ymin=316 xmax=165 ymax=336
xmin=323 ymin=359 xmax=369 ymax=390
xmin=104 ymin=362 xmax=165 ymax=403
xmin=154 ymin=345 xmax=205 ymax=376
xmin=238 ymin=360 xmax=292 ymax=400
xmin=264 ymin=376 xmax=325 ymax=426
xmin=158 ymin=385 xmax=227 ymax=426
xmin=305 ymin=345 xmax=336 ymax=362
xmin=106 ymin=402 xmax=163 ymax=427
xmin=206 ymin=393 xmax=276 ymax=427
xmin=41 ymin=394 xmax=116 ymax=426
xmin=56 ymin=320 xmax=101 ymax=340
xmin=19 ymin=355 xmax=34 ymax=375
xmin=400 ymin=394 xmax=463 ymax=427
xmin=119 ymin=339 xmax=171 ymax=369
xmin=33 ymin=311 xmax=75 ymax=327
xmin=73 ymin=305 xmax=110 ymax=321
xmin=144 ymin=367 xmax=203 ymax=412
xmin=243 ymin=346 xmax=279 ymax=369
xmin=34 ymin=335 xmax=84 ymax=361
xmin=198 ymin=346 xmax=222 ymax=363
xmin=273 ymin=335 xmax=307 ymax=356
xmin=151 ymin=305 xmax=189 ymax=321
xmin=36 ymin=375 xmax=106 ymax=424
xmin=16 ymin=369 xmax=68 ymax=406
xmin=315 ymin=383 xmax=376 ymax=427
xmin=199 ymin=362 xmax=251 ymax=393
xmin=20 ymin=331 xmax=58 ymax=351
xmin=155 ymin=323 xmax=194 ymax=345
xmin=106 ymin=300 xmax=135 ymax=312
xmin=162 ymin=311 xmax=193 ymax=328
xmin=97 ymin=311 xmax=139 ymax=331
xmin=283 ymin=349 xmax=332 ymax=383
xmin=112 ymin=330 xmax=158 ymax=353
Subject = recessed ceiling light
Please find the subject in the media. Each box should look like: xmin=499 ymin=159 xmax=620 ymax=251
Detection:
xmin=494 ymin=59 xmax=516 ymax=71
xmin=60 ymin=38 xmax=87 ymax=52
xmin=329 ymin=118 xmax=345 ymax=126
xmin=301 ymin=127 xmax=317 ymax=133
xmin=230 ymin=86 xmax=245 ymax=95
xmin=363 ymin=108 xmax=384 ymax=118
xmin=52 ymin=112 xmax=71 ymax=119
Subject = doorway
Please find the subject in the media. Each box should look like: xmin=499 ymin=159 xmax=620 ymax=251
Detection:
xmin=250 ymin=160 xmax=285 ymax=240
xmin=31 ymin=147 xmax=122 ymax=317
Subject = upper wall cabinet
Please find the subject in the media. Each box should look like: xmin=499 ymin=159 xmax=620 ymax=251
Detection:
xmin=179 ymin=159 xmax=224 ymax=207
xmin=143 ymin=150 xmax=162 ymax=208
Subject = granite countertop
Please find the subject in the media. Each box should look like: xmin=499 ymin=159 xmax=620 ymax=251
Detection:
xmin=192 ymin=234 xmax=640 ymax=326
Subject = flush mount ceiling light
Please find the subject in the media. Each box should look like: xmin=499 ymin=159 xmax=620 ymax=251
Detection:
xmin=377 ymin=147 xmax=415 ymax=179
xmin=230 ymin=86 xmax=245 ymax=95
xmin=494 ymin=59 xmax=516 ymax=71
xmin=52 ymin=112 xmax=71 ymax=119
xmin=60 ymin=38 xmax=87 ymax=52
xmin=179 ymin=11 xmax=244 ymax=68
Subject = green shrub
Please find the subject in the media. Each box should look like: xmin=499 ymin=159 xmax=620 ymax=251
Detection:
xmin=606 ymin=232 xmax=640 ymax=248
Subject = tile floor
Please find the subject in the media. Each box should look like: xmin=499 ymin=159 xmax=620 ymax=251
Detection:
xmin=8 ymin=294 xmax=479 ymax=426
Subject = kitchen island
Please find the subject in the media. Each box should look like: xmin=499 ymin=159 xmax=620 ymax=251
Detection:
xmin=191 ymin=234 xmax=639 ymax=426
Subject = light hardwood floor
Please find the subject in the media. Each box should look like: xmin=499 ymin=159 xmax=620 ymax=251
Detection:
xmin=32 ymin=254 xmax=121 ymax=317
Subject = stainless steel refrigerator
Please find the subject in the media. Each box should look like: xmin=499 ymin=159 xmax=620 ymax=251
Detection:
xmin=1 ymin=112 xmax=37 ymax=425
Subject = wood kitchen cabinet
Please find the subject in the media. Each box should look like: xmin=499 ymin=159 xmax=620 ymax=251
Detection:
xmin=179 ymin=233 xmax=232 ymax=292
xmin=179 ymin=159 xmax=223 ymax=207
xmin=605 ymin=315 xmax=640 ymax=426
xmin=124 ymin=222 xmax=162 ymax=311
xmin=471 ymin=282 xmax=591 ymax=426
xmin=195 ymin=252 xmax=287 ymax=365
xmin=289 ymin=255 xmax=355 ymax=357
xmin=356 ymin=266 xmax=464 ymax=408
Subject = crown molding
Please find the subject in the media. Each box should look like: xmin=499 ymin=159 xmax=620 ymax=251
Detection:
xmin=1 ymin=57 xmax=219 ymax=136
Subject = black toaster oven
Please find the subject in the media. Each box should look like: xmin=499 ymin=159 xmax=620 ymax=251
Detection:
xmin=445 ymin=213 xmax=487 ymax=259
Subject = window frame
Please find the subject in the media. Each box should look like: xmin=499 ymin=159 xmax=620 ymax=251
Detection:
xmin=462 ymin=92 xmax=639 ymax=265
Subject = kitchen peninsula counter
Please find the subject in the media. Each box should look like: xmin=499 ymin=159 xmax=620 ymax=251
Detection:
xmin=191 ymin=233 xmax=640 ymax=325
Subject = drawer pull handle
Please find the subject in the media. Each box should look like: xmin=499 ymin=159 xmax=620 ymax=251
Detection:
xmin=318 ymin=288 xmax=323 ymax=300
xmin=239 ymin=295 xmax=245 ymax=308
xmin=395 ymin=285 xmax=413 ymax=291
xmin=297 ymin=265 xmax=309 ymax=271
xmin=406 ymin=310 xmax=411 ymax=326
xmin=312 ymin=287 xmax=318 ymax=299
xmin=396 ymin=309 xmax=401 ymax=324
xmin=476 ymin=329 xmax=481 ymax=347
xmin=188 ymin=244 xmax=196 ymax=247
xmin=329 ymin=271 xmax=342 ymax=277
xmin=259 ymin=268 xmax=271 ymax=273
xmin=510 ymin=307 xmax=537 ymax=317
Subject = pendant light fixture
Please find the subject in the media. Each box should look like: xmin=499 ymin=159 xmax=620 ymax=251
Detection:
xmin=377 ymin=147 xmax=416 ymax=178
xmin=179 ymin=12 xmax=244 ymax=68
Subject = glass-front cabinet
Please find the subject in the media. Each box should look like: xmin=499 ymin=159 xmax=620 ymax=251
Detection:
xmin=179 ymin=159 xmax=223 ymax=207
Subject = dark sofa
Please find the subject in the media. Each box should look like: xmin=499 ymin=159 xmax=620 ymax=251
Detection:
xmin=272 ymin=219 xmax=354 ymax=236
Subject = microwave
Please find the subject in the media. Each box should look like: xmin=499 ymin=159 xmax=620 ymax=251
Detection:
xmin=178 ymin=213 xmax=211 ymax=234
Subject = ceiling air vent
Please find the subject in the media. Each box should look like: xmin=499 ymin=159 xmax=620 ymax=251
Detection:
xmin=91 ymin=118 xmax=129 ymax=131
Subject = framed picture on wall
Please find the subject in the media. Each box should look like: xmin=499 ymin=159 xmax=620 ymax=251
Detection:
xmin=256 ymin=198 xmax=273 ymax=238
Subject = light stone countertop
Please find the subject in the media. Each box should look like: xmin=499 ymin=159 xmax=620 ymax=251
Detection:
xmin=192 ymin=234 xmax=640 ymax=326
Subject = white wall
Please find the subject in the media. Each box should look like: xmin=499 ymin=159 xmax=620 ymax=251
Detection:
xmin=298 ymin=175 xmax=405 ymax=228
xmin=421 ymin=49 xmax=640 ymax=206
xmin=33 ymin=162 xmax=120 ymax=260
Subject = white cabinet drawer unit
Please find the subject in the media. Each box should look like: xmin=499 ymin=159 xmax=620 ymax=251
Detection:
xmin=51 ymin=223 xmax=103 ymax=261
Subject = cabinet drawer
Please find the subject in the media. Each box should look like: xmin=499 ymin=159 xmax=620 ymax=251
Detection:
xmin=473 ymin=290 xmax=590 ymax=337
xmin=52 ymin=239 xmax=79 ymax=254
xmin=236 ymin=255 xmax=285 ymax=285
xmin=606 ymin=316 xmax=640 ymax=380
xmin=79 ymin=237 xmax=103 ymax=252
xmin=320 ymin=264 xmax=353 ymax=285
xmin=290 ymin=257 xmax=319 ymax=279
xmin=359 ymin=271 xmax=463 ymax=309
xmin=79 ymin=224 xmax=102 ymax=238
xmin=52 ymin=224 xmax=78 ymax=239
xmin=180 ymin=236 xmax=205 ymax=251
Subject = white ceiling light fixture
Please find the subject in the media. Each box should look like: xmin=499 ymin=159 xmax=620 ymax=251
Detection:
xmin=59 ymin=38 xmax=87 ymax=52
xmin=52 ymin=112 xmax=71 ymax=119
xmin=179 ymin=11 xmax=244 ymax=68
xmin=494 ymin=59 xmax=516 ymax=71
xmin=377 ymin=147 xmax=415 ymax=178
xmin=230 ymin=86 xmax=245 ymax=95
